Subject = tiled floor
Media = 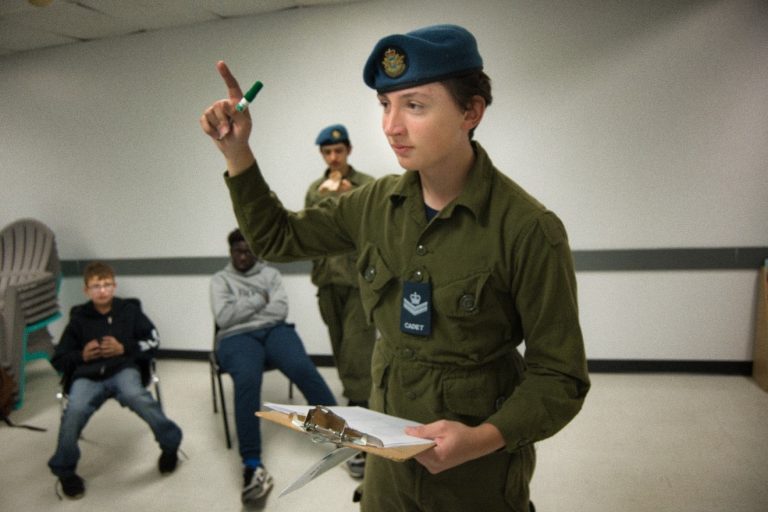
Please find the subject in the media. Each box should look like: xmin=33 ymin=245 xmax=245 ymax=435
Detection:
xmin=2 ymin=359 xmax=768 ymax=511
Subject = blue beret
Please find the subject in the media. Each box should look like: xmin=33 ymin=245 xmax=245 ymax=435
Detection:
xmin=315 ymin=124 xmax=349 ymax=146
xmin=363 ymin=24 xmax=483 ymax=92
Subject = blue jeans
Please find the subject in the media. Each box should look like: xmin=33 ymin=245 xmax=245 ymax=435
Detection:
xmin=48 ymin=367 xmax=182 ymax=477
xmin=216 ymin=322 xmax=337 ymax=462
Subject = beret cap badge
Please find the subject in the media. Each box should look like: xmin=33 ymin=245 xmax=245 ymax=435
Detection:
xmin=381 ymin=48 xmax=407 ymax=78
xmin=331 ymin=129 xmax=342 ymax=140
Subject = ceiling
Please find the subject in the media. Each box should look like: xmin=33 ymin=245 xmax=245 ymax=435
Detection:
xmin=0 ymin=0 xmax=367 ymax=57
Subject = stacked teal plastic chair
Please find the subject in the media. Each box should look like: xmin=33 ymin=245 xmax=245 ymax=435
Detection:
xmin=0 ymin=218 xmax=62 ymax=408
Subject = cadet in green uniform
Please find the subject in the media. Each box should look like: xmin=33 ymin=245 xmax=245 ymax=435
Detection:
xmin=201 ymin=24 xmax=589 ymax=512
xmin=304 ymin=124 xmax=376 ymax=409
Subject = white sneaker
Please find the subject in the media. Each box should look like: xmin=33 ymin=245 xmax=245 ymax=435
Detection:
xmin=242 ymin=465 xmax=274 ymax=503
xmin=345 ymin=452 xmax=366 ymax=479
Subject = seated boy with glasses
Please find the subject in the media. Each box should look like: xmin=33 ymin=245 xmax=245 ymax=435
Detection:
xmin=48 ymin=261 xmax=183 ymax=499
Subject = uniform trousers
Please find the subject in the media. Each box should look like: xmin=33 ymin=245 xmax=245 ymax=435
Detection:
xmin=361 ymin=443 xmax=535 ymax=512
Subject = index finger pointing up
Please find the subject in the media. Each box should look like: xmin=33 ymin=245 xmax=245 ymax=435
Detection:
xmin=216 ymin=60 xmax=243 ymax=102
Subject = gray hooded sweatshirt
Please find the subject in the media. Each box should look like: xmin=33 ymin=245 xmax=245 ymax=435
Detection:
xmin=210 ymin=260 xmax=289 ymax=346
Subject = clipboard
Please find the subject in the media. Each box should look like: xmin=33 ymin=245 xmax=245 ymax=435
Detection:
xmin=257 ymin=405 xmax=435 ymax=462
xmin=259 ymin=404 xmax=435 ymax=496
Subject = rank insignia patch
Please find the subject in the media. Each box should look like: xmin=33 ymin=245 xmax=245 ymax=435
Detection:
xmin=403 ymin=291 xmax=428 ymax=316
xmin=400 ymin=281 xmax=431 ymax=336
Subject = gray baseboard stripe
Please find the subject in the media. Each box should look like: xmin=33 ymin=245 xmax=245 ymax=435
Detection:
xmin=574 ymin=247 xmax=768 ymax=271
xmin=157 ymin=349 xmax=752 ymax=375
xmin=61 ymin=247 xmax=768 ymax=276
xmin=61 ymin=258 xmax=310 ymax=276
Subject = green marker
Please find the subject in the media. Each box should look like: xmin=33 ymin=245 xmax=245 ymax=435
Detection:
xmin=236 ymin=80 xmax=263 ymax=112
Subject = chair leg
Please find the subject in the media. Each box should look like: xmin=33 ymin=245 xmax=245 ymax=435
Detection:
xmin=15 ymin=330 xmax=30 ymax=410
xmin=57 ymin=391 xmax=66 ymax=415
xmin=154 ymin=380 xmax=163 ymax=410
xmin=216 ymin=371 xmax=232 ymax=450
xmin=289 ymin=380 xmax=294 ymax=400
xmin=210 ymin=359 xmax=218 ymax=414
xmin=151 ymin=360 xmax=162 ymax=410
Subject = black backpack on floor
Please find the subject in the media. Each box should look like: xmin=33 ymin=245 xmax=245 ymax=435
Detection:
xmin=0 ymin=365 xmax=45 ymax=432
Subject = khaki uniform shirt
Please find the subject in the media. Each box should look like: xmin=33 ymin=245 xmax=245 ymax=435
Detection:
xmin=304 ymin=166 xmax=375 ymax=287
xmin=226 ymin=142 xmax=589 ymax=453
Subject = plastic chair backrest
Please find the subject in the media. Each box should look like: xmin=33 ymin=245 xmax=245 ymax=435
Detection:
xmin=0 ymin=218 xmax=61 ymax=293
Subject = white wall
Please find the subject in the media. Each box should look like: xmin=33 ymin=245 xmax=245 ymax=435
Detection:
xmin=2 ymin=0 xmax=767 ymax=357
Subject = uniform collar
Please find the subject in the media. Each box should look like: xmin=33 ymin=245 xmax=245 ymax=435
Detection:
xmin=388 ymin=141 xmax=493 ymax=222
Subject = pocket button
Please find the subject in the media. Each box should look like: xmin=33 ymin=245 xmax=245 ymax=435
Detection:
xmin=459 ymin=293 xmax=476 ymax=311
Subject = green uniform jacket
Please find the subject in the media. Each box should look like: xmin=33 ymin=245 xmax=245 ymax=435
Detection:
xmin=304 ymin=166 xmax=376 ymax=287
xmin=227 ymin=142 xmax=590 ymax=454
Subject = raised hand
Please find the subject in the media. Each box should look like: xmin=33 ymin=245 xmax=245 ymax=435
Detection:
xmin=200 ymin=61 xmax=256 ymax=174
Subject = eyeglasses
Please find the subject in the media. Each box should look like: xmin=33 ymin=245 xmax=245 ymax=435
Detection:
xmin=87 ymin=283 xmax=115 ymax=292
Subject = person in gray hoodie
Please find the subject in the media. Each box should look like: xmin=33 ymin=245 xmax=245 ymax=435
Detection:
xmin=210 ymin=228 xmax=337 ymax=504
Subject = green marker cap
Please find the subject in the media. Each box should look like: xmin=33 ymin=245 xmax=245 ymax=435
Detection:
xmin=244 ymin=80 xmax=263 ymax=102
xmin=236 ymin=80 xmax=264 ymax=112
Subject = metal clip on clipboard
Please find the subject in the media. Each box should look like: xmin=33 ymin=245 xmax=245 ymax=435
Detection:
xmin=289 ymin=405 xmax=384 ymax=448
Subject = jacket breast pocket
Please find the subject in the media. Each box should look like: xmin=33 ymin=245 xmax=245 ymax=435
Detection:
xmin=433 ymin=271 xmax=511 ymax=344
xmin=355 ymin=242 xmax=397 ymax=323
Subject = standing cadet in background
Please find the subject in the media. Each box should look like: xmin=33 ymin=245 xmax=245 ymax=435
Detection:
xmin=201 ymin=24 xmax=589 ymax=512
xmin=304 ymin=124 xmax=376 ymax=478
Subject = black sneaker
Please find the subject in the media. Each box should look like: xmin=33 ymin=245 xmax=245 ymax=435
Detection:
xmin=158 ymin=449 xmax=178 ymax=474
xmin=242 ymin=465 xmax=274 ymax=503
xmin=59 ymin=474 xmax=85 ymax=499
xmin=352 ymin=484 xmax=363 ymax=503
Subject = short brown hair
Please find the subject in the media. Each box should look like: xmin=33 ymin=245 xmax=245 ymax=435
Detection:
xmin=83 ymin=261 xmax=115 ymax=285
xmin=442 ymin=70 xmax=493 ymax=140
